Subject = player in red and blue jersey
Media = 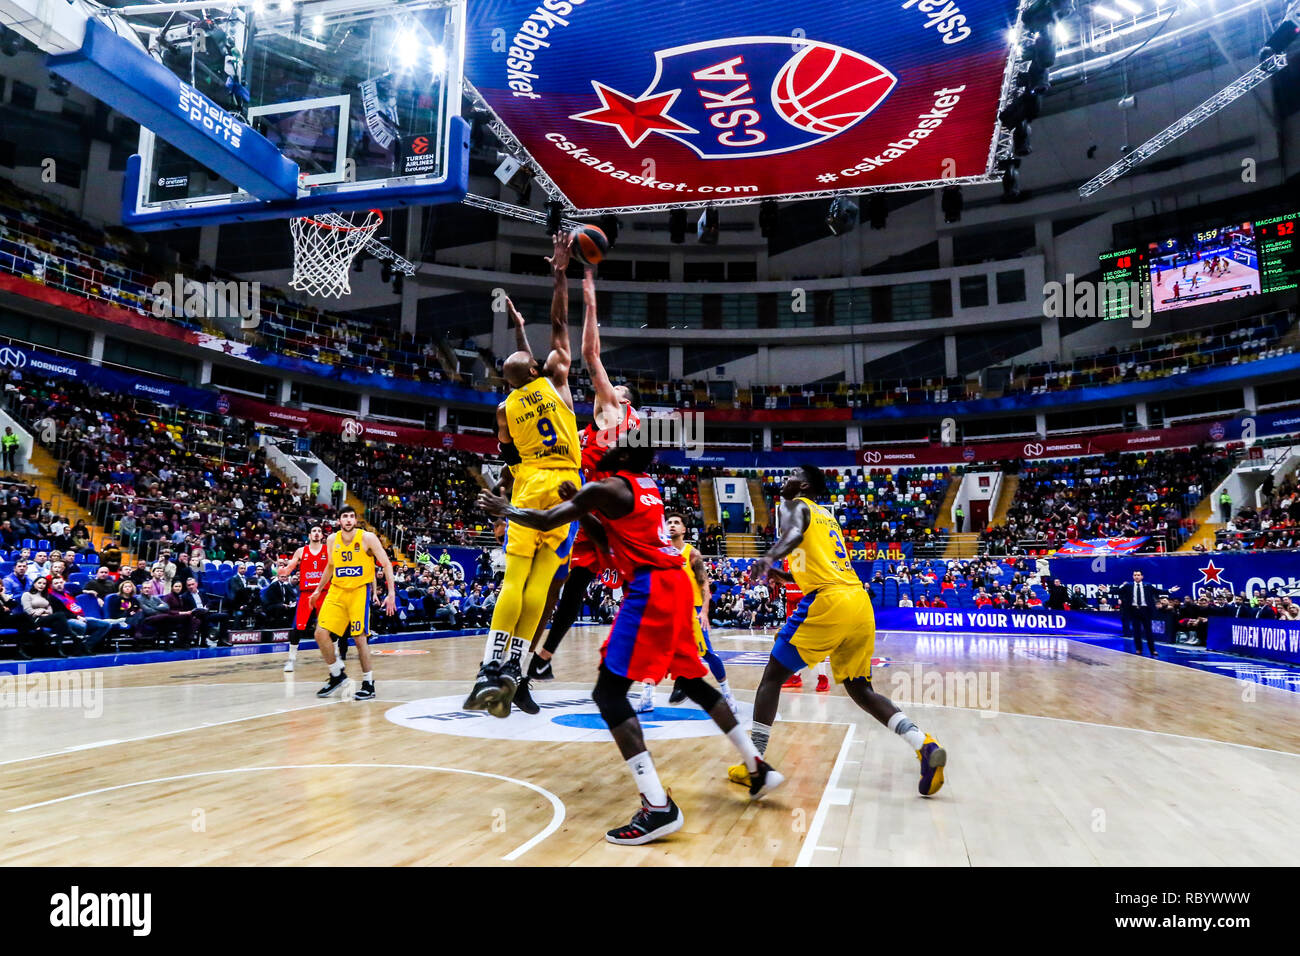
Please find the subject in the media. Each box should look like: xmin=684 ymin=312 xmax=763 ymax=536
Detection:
xmin=478 ymin=437 xmax=784 ymax=845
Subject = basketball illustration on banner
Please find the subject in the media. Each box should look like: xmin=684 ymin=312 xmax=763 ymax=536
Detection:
xmin=773 ymin=43 xmax=895 ymax=135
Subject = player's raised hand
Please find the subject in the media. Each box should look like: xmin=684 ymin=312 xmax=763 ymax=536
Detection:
xmin=478 ymin=489 xmax=510 ymax=517
xmin=546 ymin=230 xmax=572 ymax=273
xmin=505 ymin=296 xmax=524 ymax=329
xmin=557 ymin=480 xmax=578 ymax=501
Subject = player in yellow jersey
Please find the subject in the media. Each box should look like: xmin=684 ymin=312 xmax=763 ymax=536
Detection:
xmin=464 ymin=231 xmax=583 ymax=717
xmin=727 ymin=465 xmax=947 ymax=796
xmin=663 ymin=511 xmax=739 ymax=716
xmin=310 ymin=506 xmax=397 ymax=701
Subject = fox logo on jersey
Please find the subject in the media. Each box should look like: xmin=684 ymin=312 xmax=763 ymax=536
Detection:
xmin=571 ymin=38 xmax=897 ymax=159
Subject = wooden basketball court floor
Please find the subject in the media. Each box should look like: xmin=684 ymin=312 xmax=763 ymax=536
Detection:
xmin=2 ymin=625 xmax=1299 ymax=866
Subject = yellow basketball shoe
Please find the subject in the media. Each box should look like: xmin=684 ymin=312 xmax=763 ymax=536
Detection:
xmin=917 ymin=734 xmax=947 ymax=796
xmin=727 ymin=763 xmax=751 ymax=787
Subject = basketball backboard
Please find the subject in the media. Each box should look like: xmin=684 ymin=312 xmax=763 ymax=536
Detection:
xmin=122 ymin=0 xmax=468 ymax=229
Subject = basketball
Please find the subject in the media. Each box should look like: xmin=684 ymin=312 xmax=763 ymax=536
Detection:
xmin=772 ymin=44 xmax=894 ymax=136
xmin=570 ymin=224 xmax=609 ymax=264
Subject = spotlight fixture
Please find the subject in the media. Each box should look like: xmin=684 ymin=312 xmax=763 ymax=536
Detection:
xmin=867 ymin=194 xmax=888 ymax=230
xmin=941 ymin=185 xmax=963 ymax=223
xmin=826 ymin=197 xmax=859 ymax=236
xmin=1013 ymin=119 xmax=1032 ymax=155
xmin=758 ymin=199 xmax=778 ymax=238
xmin=696 ymin=207 xmax=718 ymax=245
xmin=545 ymin=200 xmax=564 ymax=235
xmin=598 ymin=213 xmax=620 ymax=247
xmin=1000 ymin=159 xmax=1021 ymax=201
xmin=668 ymin=209 xmax=686 ymax=243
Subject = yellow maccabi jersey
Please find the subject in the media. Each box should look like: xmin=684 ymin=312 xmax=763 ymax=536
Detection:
xmin=680 ymin=542 xmax=704 ymax=606
xmin=788 ymin=497 xmax=859 ymax=593
xmin=329 ymin=531 xmax=375 ymax=589
xmin=505 ymin=375 xmax=580 ymax=470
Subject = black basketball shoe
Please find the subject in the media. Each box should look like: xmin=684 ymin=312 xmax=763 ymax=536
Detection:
xmin=354 ymin=680 xmax=375 ymax=701
xmin=747 ymin=759 xmax=786 ymax=800
xmin=605 ymin=796 xmax=684 ymax=845
xmin=527 ymin=656 xmax=555 ymax=681
xmin=668 ymin=677 xmax=688 ymax=704
xmin=513 ymin=676 xmax=540 ymax=715
xmin=463 ymin=660 xmax=504 ymax=712
xmin=316 ymin=671 xmax=348 ymax=698
xmin=488 ymin=659 xmax=523 ymax=718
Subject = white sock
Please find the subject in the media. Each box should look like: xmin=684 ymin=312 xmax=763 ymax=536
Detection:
xmin=726 ymin=724 xmax=761 ymax=773
xmin=641 ymin=681 xmax=656 ymax=700
xmin=363 ymin=671 xmax=373 ymax=682
xmin=287 ymin=644 xmax=298 ymax=661
xmin=626 ymin=751 xmax=668 ymax=807
xmin=329 ymin=660 xmax=343 ymax=677
xmin=507 ymin=636 xmax=528 ymax=665
xmin=719 ymin=678 xmax=734 ymax=701
xmin=815 ymin=659 xmax=829 ymax=678
xmin=483 ymin=630 xmax=509 ymax=665
xmin=888 ymin=711 xmax=927 ymax=750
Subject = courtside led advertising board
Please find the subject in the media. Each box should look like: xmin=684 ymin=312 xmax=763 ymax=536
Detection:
xmin=464 ymin=0 xmax=1024 ymax=212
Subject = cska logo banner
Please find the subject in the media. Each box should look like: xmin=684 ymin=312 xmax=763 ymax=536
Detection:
xmin=464 ymin=0 xmax=1022 ymax=212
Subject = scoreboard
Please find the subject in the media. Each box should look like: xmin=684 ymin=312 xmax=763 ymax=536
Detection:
xmin=1097 ymin=247 xmax=1145 ymax=320
xmin=1100 ymin=207 xmax=1300 ymax=318
xmin=1256 ymin=211 xmax=1300 ymax=294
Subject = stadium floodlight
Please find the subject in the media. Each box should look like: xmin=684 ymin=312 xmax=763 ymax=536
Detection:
xmin=941 ymin=185 xmax=963 ymax=223
xmin=668 ymin=209 xmax=686 ymax=244
xmin=430 ymin=45 xmax=446 ymax=77
xmin=1091 ymin=4 xmax=1122 ymax=19
xmin=1114 ymin=0 xmax=1142 ymax=14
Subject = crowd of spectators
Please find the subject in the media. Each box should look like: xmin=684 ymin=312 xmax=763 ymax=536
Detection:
xmin=981 ymin=447 xmax=1234 ymax=554
xmin=1009 ymin=312 xmax=1294 ymax=396
xmin=1213 ymin=472 xmax=1300 ymax=551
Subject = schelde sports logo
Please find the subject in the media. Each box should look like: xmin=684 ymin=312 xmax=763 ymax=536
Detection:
xmin=571 ymin=38 xmax=897 ymax=159
xmin=386 ymin=690 xmax=748 ymax=742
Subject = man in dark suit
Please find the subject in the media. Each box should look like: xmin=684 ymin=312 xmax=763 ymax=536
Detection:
xmin=1115 ymin=570 xmax=1178 ymax=657
xmin=1046 ymin=578 xmax=1071 ymax=611
xmin=258 ymin=570 xmax=297 ymax=628
xmin=182 ymin=578 xmax=230 ymax=646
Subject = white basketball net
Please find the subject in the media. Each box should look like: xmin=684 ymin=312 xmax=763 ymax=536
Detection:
xmin=289 ymin=209 xmax=383 ymax=298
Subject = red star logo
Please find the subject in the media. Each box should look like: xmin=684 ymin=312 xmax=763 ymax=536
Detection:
xmin=570 ymin=81 xmax=697 ymax=148
xmin=1199 ymin=560 xmax=1225 ymax=583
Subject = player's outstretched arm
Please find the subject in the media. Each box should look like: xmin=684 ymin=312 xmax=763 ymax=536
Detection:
xmin=478 ymin=476 xmax=630 ymax=532
xmin=364 ymin=531 xmax=398 ymax=615
xmin=544 ymin=231 xmax=573 ymax=400
xmin=282 ymin=546 xmax=303 ymax=577
xmin=750 ymin=499 xmax=811 ymax=580
xmin=505 ymin=296 xmax=534 ymax=362
xmin=581 ymin=265 xmax=620 ymax=424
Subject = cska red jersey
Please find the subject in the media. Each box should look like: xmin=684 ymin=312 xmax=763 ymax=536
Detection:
xmin=601 ymin=471 xmax=683 ymax=580
xmin=580 ymin=403 xmax=641 ymax=480
xmin=299 ymin=544 xmax=330 ymax=589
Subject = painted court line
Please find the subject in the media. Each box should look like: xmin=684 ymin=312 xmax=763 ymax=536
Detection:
xmin=7 ymin=763 xmax=564 ymax=862
xmin=796 ymin=723 xmax=856 ymax=867
xmin=0 ymin=699 xmax=337 ymax=768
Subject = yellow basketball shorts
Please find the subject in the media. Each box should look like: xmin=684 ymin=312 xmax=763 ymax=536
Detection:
xmin=772 ymin=585 xmax=875 ymax=682
xmin=318 ymin=583 xmax=372 ymax=640
xmin=506 ymin=466 xmax=580 ymax=559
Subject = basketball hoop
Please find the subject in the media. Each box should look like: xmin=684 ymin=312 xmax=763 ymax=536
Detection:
xmin=289 ymin=209 xmax=383 ymax=298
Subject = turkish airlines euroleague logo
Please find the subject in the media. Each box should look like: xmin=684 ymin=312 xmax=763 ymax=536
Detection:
xmin=571 ymin=37 xmax=897 ymax=159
